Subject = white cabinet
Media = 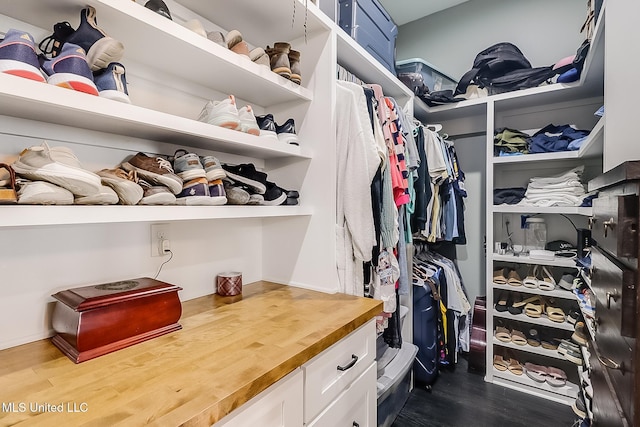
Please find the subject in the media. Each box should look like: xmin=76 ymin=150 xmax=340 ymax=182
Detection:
xmin=304 ymin=319 xmax=377 ymax=427
xmin=214 ymin=369 xmax=303 ymax=427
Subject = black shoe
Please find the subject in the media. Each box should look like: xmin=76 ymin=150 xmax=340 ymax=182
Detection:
xmin=256 ymin=114 xmax=277 ymax=138
xmin=222 ymin=163 xmax=267 ymax=194
xmin=276 ymin=118 xmax=299 ymax=145
xmin=262 ymin=181 xmax=287 ymax=206
xmin=145 ymin=0 xmax=172 ymax=20
xmin=286 ymin=189 xmax=299 ymax=198
xmin=283 ymin=197 xmax=298 ymax=206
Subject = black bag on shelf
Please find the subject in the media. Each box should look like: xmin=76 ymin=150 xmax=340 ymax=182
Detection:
xmin=454 ymin=42 xmax=557 ymax=96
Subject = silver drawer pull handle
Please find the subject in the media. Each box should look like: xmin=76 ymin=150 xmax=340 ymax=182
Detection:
xmin=337 ymin=354 xmax=358 ymax=371
xmin=603 ymin=217 xmax=615 ymax=238
xmin=588 ymin=216 xmax=596 ymax=230
xmin=597 ymin=355 xmax=622 ymax=370
xmin=606 ymin=291 xmax=619 ymax=309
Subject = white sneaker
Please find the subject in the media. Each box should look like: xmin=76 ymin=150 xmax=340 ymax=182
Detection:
xmin=11 ymin=142 xmax=102 ymax=196
xmin=16 ymin=180 xmax=74 ymax=205
xmin=74 ymin=185 xmax=119 ymax=205
xmin=237 ymin=105 xmax=260 ymax=136
xmin=198 ymin=95 xmax=241 ymax=130
xmin=97 ymin=168 xmax=144 ymax=205
xmin=138 ymin=180 xmax=176 ymax=205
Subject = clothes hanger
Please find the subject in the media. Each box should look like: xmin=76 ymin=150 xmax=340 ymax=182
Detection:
xmin=426 ymin=123 xmax=443 ymax=132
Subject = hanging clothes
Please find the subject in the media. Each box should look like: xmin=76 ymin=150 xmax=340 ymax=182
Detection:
xmin=335 ymin=81 xmax=381 ymax=296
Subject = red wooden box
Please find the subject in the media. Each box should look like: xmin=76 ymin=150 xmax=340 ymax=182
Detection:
xmin=51 ymin=277 xmax=182 ymax=363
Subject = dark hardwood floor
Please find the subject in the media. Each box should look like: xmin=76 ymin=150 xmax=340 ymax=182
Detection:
xmin=392 ymin=356 xmax=580 ymax=427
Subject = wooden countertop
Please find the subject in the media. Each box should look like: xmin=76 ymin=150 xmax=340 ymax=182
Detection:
xmin=0 ymin=281 xmax=382 ymax=426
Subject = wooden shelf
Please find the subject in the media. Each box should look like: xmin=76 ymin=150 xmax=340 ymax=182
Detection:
xmin=494 ymin=311 xmax=575 ymax=331
xmin=493 ymin=337 xmax=567 ymax=360
xmin=493 ymin=283 xmax=576 ymax=301
xmin=0 ymin=205 xmax=313 ymax=228
xmin=493 ymin=253 xmax=578 ymax=268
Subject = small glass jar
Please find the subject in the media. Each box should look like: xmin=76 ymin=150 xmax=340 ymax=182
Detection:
xmin=525 ymin=217 xmax=547 ymax=252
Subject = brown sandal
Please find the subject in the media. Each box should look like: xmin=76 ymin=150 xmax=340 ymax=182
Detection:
xmin=0 ymin=163 xmax=17 ymax=204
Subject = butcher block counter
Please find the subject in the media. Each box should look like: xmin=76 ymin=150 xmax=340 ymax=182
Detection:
xmin=0 ymin=281 xmax=382 ymax=426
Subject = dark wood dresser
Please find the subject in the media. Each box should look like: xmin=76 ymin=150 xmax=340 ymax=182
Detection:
xmin=588 ymin=161 xmax=640 ymax=427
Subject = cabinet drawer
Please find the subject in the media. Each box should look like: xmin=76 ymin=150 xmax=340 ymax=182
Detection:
xmin=590 ymin=342 xmax=628 ymax=427
xmin=303 ymin=320 xmax=376 ymax=423
xmin=592 ymin=247 xmax=637 ymax=338
xmin=214 ymin=369 xmax=303 ymax=427
xmin=306 ymin=361 xmax=377 ymax=427
xmin=592 ymin=191 xmax=639 ymax=260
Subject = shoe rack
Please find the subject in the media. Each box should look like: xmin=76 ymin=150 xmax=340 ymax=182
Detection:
xmin=0 ymin=0 xmax=413 ymax=353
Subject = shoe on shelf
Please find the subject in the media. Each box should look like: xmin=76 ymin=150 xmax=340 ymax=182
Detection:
xmin=247 ymin=192 xmax=264 ymax=205
xmin=266 ymin=42 xmax=292 ymax=79
xmin=237 ymin=105 xmax=260 ymax=136
xmin=39 ymin=43 xmax=99 ymax=96
xmin=121 ymin=152 xmax=182 ymax=195
xmin=184 ymin=19 xmax=207 ymax=38
xmin=11 ymin=141 xmax=102 ymax=196
xmin=74 ymin=184 xmax=119 ymax=205
xmin=144 ymin=0 xmax=172 ymax=20
xmin=38 ymin=22 xmax=75 ymax=59
xmin=16 ymin=179 xmax=74 ymax=205
xmin=0 ymin=163 xmax=18 ymax=204
xmin=282 ymin=196 xmax=298 ymax=205
xmin=249 ymin=47 xmax=270 ymax=68
xmin=172 ymin=149 xmax=207 ymax=181
xmin=207 ymin=178 xmax=227 ymax=205
xmin=572 ymin=394 xmax=587 ymax=418
xmin=175 ymin=177 xmax=217 ymax=205
xmin=207 ymin=31 xmax=226 ymax=48
xmin=288 ymin=49 xmax=301 ymax=84
xmin=256 ymin=114 xmax=278 ymax=140
xmin=226 ymin=30 xmax=249 ymax=57
xmin=262 ymin=181 xmax=287 ymax=206
xmin=0 ymin=29 xmax=46 ymax=82
xmin=222 ymin=163 xmax=267 ymax=194
xmin=96 ymin=168 xmax=144 ymax=205
xmin=198 ymin=95 xmax=241 ymax=130
xmin=93 ymin=62 xmax=130 ymax=103
xmin=200 ymin=156 xmax=226 ymax=181
xmin=63 ymin=6 xmax=125 ymax=71
xmin=138 ymin=179 xmax=176 ymax=205
xmin=572 ymin=321 xmax=589 ymax=346
xmin=276 ymin=118 xmax=299 ymax=145
xmin=223 ymin=181 xmax=250 ymax=205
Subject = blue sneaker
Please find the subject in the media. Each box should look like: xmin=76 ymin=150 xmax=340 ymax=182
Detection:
xmin=175 ymin=177 xmax=217 ymax=205
xmin=207 ymin=178 xmax=227 ymax=205
xmin=60 ymin=6 xmax=124 ymax=71
xmin=40 ymin=43 xmax=99 ymax=96
xmin=93 ymin=62 xmax=130 ymax=103
xmin=172 ymin=150 xmax=206 ymax=181
xmin=0 ymin=29 xmax=45 ymax=82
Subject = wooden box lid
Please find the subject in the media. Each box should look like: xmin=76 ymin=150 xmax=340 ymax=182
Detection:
xmin=52 ymin=277 xmax=182 ymax=311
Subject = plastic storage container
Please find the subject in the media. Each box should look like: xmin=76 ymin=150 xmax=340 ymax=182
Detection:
xmin=396 ymin=58 xmax=458 ymax=92
xmin=525 ymin=217 xmax=547 ymax=252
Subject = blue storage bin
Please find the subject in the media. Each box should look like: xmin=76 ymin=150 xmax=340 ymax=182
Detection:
xmin=396 ymin=58 xmax=458 ymax=92
xmin=338 ymin=0 xmax=398 ymax=74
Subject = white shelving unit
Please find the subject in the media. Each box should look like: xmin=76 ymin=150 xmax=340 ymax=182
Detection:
xmin=492 ymin=337 xmax=567 ymax=361
xmin=0 ymin=0 xmax=414 ymax=357
xmin=413 ymin=2 xmax=606 ymax=405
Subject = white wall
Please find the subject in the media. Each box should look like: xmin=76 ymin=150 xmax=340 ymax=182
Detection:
xmin=396 ymin=0 xmax=586 ymax=81
xmin=450 ymin=135 xmax=485 ymax=305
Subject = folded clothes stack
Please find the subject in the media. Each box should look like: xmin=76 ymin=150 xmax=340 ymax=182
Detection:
xmin=519 ymin=165 xmax=586 ymax=207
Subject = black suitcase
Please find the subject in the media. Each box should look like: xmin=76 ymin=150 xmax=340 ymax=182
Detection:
xmin=413 ymin=281 xmax=439 ymax=386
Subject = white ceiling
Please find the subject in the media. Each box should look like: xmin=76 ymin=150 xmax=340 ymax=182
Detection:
xmin=378 ymin=0 xmax=471 ymax=25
